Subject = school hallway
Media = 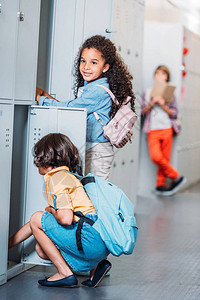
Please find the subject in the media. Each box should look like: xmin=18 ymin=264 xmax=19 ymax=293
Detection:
xmin=1 ymin=182 xmax=199 ymax=300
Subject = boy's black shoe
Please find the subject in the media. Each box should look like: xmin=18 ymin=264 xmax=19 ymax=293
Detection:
xmin=38 ymin=274 xmax=78 ymax=287
xmin=81 ymin=259 xmax=112 ymax=288
xmin=155 ymin=176 xmax=186 ymax=197
xmin=155 ymin=185 xmax=168 ymax=195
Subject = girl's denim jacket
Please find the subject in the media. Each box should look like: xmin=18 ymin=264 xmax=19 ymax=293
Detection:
xmin=39 ymin=78 xmax=112 ymax=144
xmin=141 ymin=90 xmax=180 ymax=134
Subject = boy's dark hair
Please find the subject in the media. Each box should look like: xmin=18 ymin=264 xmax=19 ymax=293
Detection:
xmin=33 ymin=133 xmax=80 ymax=173
xmin=154 ymin=65 xmax=170 ymax=82
xmin=73 ymin=35 xmax=135 ymax=117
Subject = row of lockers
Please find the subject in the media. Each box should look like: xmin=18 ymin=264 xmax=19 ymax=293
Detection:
xmin=0 ymin=0 xmax=144 ymax=285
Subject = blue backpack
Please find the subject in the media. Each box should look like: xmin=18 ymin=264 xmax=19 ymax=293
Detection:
xmin=73 ymin=172 xmax=138 ymax=257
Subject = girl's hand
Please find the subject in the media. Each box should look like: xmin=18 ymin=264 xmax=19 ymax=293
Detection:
xmin=36 ymin=86 xmax=59 ymax=102
xmin=36 ymin=86 xmax=44 ymax=102
xmin=119 ymin=131 xmax=133 ymax=148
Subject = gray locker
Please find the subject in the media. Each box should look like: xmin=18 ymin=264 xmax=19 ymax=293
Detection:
xmin=8 ymin=106 xmax=29 ymax=266
xmin=0 ymin=104 xmax=13 ymax=285
xmin=48 ymin=0 xmax=113 ymax=101
xmin=0 ymin=0 xmax=41 ymax=103
xmin=48 ymin=0 xmax=77 ymax=101
xmin=0 ymin=0 xmax=42 ymax=285
xmin=22 ymin=106 xmax=87 ymax=265
xmin=14 ymin=0 xmax=41 ymax=102
xmin=0 ymin=1 xmax=18 ymax=100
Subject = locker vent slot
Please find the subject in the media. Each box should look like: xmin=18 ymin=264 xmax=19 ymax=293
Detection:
xmin=33 ymin=128 xmax=42 ymax=145
xmin=5 ymin=128 xmax=10 ymax=148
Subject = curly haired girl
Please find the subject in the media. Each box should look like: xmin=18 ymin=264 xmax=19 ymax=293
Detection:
xmin=36 ymin=35 xmax=135 ymax=180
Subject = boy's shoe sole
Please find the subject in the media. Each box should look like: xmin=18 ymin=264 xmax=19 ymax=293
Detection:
xmin=81 ymin=259 xmax=112 ymax=288
xmin=74 ymin=270 xmax=110 ymax=277
xmin=155 ymin=176 xmax=187 ymax=197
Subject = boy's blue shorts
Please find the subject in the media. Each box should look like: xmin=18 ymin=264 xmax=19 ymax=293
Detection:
xmin=41 ymin=211 xmax=109 ymax=272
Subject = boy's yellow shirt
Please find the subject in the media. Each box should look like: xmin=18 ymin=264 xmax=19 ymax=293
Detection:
xmin=44 ymin=166 xmax=96 ymax=222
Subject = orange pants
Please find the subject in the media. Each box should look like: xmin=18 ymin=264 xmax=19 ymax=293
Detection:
xmin=147 ymin=128 xmax=179 ymax=187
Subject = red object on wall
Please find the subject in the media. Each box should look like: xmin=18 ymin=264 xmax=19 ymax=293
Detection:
xmin=182 ymin=63 xmax=187 ymax=78
xmin=182 ymin=70 xmax=187 ymax=77
xmin=183 ymin=47 xmax=189 ymax=56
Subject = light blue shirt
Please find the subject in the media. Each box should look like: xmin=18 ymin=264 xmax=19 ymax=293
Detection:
xmin=39 ymin=78 xmax=112 ymax=148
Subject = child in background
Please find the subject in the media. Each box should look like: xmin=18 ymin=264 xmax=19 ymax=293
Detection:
xmin=9 ymin=133 xmax=112 ymax=288
xmin=141 ymin=65 xmax=186 ymax=196
xmin=36 ymin=35 xmax=135 ymax=180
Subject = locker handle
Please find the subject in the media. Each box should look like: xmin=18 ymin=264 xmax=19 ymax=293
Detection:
xmin=0 ymin=4 xmax=2 ymax=14
xmin=17 ymin=11 xmax=25 ymax=21
xmin=105 ymin=28 xmax=117 ymax=34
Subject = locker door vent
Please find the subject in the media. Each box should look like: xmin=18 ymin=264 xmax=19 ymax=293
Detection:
xmin=5 ymin=128 xmax=11 ymax=148
xmin=33 ymin=127 xmax=42 ymax=145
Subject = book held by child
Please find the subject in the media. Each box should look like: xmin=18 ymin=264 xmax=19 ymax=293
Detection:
xmin=151 ymin=79 xmax=176 ymax=103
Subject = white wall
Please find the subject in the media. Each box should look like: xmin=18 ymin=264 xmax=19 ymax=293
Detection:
xmin=176 ymin=28 xmax=200 ymax=185
xmin=138 ymin=22 xmax=183 ymax=196
xmin=139 ymin=21 xmax=200 ymax=195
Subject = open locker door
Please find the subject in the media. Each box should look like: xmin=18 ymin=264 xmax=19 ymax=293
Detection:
xmin=22 ymin=106 xmax=87 ymax=265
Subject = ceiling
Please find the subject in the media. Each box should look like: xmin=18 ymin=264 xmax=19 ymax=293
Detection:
xmin=167 ymin=0 xmax=200 ymax=19
xmin=163 ymin=0 xmax=200 ymax=35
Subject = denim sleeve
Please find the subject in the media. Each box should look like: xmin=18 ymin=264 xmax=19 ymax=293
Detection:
xmin=67 ymin=87 xmax=103 ymax=114
xmin=39 ymin=96 xmax=68 ymax=107
xmin=39 ymin=87 xmax=106 ymax=114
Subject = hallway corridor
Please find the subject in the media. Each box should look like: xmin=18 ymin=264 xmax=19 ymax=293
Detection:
xmin=1 ymin=182 xmax=200 ymax=300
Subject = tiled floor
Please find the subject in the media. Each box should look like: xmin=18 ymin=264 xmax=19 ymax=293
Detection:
xmin=1 ymin=182 xmax=200 ymax=300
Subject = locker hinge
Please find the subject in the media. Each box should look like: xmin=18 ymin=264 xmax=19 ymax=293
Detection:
xmin=17 ymin=11 xmax=25 ymax=21
xmin=30 ymin=108 xmax=37 ymax=115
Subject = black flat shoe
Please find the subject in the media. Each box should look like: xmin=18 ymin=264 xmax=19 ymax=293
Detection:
xmin=82 ymin=259 xmax=112 ymax=288
xmin=38 ymin=274 xmax=78 ymax=288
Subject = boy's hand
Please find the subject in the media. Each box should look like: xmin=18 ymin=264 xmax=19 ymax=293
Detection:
xmin=45 ymin=206 xmax=53 ymax=213
xmin=153 ymin=96 xmax=165 ymax=106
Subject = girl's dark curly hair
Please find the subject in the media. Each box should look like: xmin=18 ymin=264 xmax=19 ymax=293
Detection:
xmin=33 ymin=133 xmax=80 ymax=173
xmin=73 ymin=35 xmax=135 ymax=117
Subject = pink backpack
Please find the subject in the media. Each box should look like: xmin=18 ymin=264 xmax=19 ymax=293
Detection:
xmin=94 ymin=85 xmax=137 ymax=148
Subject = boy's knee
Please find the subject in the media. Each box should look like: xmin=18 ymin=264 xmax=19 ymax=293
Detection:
xmin=150 ymin=154 xmax=162 ymax=164
xmin=30 ymin=211 xmax=43 ymax=230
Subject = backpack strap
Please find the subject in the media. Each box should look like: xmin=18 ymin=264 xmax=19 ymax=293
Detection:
xmin=74 ymin=211 xmax=95 ymax=251
xmin=96 ymin=84 xmax=119 ymax=105
xmin=96 ymin=84 xmax=132 ymax=106
xmin=56 ymin=170 xmax=96 ymax=251
xmin=81 ymin=176 xmax=95 ymax=185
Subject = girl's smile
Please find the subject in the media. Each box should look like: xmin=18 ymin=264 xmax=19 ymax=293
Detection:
xmin=79 ymin=48 xmax=109 ymax=83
